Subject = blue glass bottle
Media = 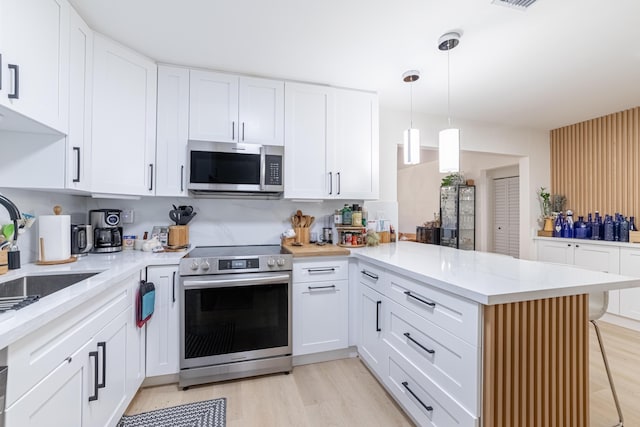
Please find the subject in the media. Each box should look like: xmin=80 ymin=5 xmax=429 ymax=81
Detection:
xmin=614 ymin=213 xmax=621 ymax=241
xmin=620 ymin=216 xmax=630 ymax=242
xmin=563 ymin=210 xmax=574 ymax=238
xmin=631 ymin=216 xmax=637 ymax=232
xmin=586 ymin=213 xmax=593 ymax=239
xmin=604 ymin=215 xmax=614 ymax=241
xmin=553 ymin=214 xmax=563 ymax=238
xmin=591 ymin=212 xmax=601 ymax=240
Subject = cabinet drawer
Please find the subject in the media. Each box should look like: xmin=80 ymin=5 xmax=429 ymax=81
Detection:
xmin=385 ymin=299 xmax=479 ymax=415
xmin=358 ymin=261 xmax=386 ymax=291
xmin=386 ymin=271 xmax=480 ymax=346
xmin=7 ymin=280 xmax=131 ymax=406
xmin=293 ymin=258 xmax=348 ymax=283
xmin=385 ymin=345 xmax=477 ymax=427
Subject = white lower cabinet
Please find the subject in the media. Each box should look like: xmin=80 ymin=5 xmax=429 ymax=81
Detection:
xmin=619 ymin=248 xmax=640 ymax=320
xmin=358 ymin=282 xmax=387 ymax=375
xmin=145 ymin=265 xmax=180 ymax=376
xmin=292 ymin=258 xmax=348 ymax=356
xmin=5 ymin=272 xmax=142 ymax=427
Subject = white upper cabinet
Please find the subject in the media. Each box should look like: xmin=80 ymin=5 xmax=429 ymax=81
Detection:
xmin=333 ymin=88 xmax=379 ymax=200
xmin=239 ymin=77 xmax=284 ymax=145
xmin=189 ymin=70 xmax=284 ymax=145
xmin=66 ymin=6 xmax=92 ymax=191
xmin=156 ymin=65 xmax=189 ymax=196
xmin=284 ymin=82 xmax=334 ymax=199
xmin=284 ymin=83 xmax=379 ymax=200
xmin=0 ymin=0 xmax=69 ymax=133
xmin=91 ymin=34 xmax=157 ymax=196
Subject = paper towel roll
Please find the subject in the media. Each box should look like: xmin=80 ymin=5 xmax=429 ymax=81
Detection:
xmin=39 ymin=215 xmax=71 ymax=261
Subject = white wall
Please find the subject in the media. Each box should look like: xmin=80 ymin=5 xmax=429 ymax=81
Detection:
xmin=381 ymin=108 xmax=550 ymax=259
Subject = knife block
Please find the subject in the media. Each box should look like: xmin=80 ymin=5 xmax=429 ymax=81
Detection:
xmin=168 ymin=225 xmax=189 ymax=247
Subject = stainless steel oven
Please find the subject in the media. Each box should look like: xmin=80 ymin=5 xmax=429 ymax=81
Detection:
xmin=179 ymin=245 xmax=292 ymax=388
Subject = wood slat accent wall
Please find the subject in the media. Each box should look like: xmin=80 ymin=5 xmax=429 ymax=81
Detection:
xmin=483 ymin=294 xmax=589 ymax=427
xmin=551 ymin=107 xmax=640 ymax=218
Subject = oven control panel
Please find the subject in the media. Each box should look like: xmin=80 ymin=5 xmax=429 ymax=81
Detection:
xmin=219 ymin=258 xmax=260 ymax=271
xmin=180 ymin=253 xmax=293 ymax=275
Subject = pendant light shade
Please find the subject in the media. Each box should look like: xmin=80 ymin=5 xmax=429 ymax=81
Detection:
xmin=439 ymin=128 xmax=459 ymax=173
xmin=402 ymin=70 xmax=420 ymax=165
xmin=438 ymin=32 xmax=461 ymax=173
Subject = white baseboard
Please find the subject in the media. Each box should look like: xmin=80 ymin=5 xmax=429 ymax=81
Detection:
xmin=601 ymin=313 xmax=640 ymax=332
xmin=293 ymin=346 xmax=357 ymax=366
xmin=141 ymin=373 xmax=179 ymax=387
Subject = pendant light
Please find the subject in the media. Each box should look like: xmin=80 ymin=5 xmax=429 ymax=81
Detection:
xmin=402 ymin=70 xmax=420 ymax=165
xmin=438 ymin=32 xmax=461 ymax=173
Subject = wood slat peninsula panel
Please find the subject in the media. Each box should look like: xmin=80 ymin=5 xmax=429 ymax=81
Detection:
xmin=551 ymin=107 xmax=640 ymax=218
xmin=483 ymin=294 xmax=589 ymax=427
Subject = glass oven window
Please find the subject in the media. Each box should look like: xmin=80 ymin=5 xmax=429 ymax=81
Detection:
xmin=190 ymin=151 xmax=260 ymax=185
xmin=184 ymin=283 xmax=288 ymax=359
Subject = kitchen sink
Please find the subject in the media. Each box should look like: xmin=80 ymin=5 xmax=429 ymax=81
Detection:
xmin=0 ymin=272 xmax=100 ymax=299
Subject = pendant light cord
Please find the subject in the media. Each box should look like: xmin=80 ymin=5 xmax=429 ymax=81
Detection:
xmin=410 ymin=82 xmax=414 ymax=128
xmin=447 ymin=47 xmax=451 ymax=127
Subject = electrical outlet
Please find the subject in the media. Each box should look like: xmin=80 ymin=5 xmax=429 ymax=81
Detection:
xmin=121 ymin=210 xmax=134 ymax=224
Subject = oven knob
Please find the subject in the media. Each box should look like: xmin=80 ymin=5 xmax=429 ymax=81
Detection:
xmin=267 ymin=258 xmax=276 ymax=267
xmin=201 ymin=260 xmax=211 ymax=271
xmin=276 ymin=258 xmax=286 ymax=267
xmin=190 ymin=261 xmax=199 ymax=271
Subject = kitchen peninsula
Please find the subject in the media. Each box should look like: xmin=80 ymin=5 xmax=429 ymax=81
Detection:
xmin=351 ymin=242 xmax=640 ymax=427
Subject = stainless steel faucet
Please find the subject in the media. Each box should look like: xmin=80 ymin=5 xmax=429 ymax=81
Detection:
xmin=0 ymin=194 xmax=20 ymax=243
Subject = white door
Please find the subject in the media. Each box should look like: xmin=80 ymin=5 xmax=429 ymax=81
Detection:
xmin=91 ymin=34 xmax=157 ymax=196
xmin=156 ymin=65 xmax=189 ymax=196
xmin=5 ymin=339 xmax=92 ymax=427
xmin=0 ymin=0 xmax=69 ymax=133
xmin=293 ymin=279 xmax=348 ymax=356
xmin=146 ymin=266 xmax=180 ymax=377
xmin=239 ymin=76 xmax=284 ymax=145
xmin=284 ymin=82 xmax=334 ymax=199
xmin=359 ymin=284 xmax=386 ymax=373
xmin=189 ymin=70 xmax=238 ymax=142
xmin=619 ymin=248 xmax=640 ymax=320
xmin=493 ymin=176 xmax=519 ymax=258
xmin=66 ymin=7 xmax=93 ymax=191
xmin=333 ymin=88 xmax=379 ymax=200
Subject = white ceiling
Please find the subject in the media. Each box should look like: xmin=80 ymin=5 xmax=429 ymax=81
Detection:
xmin=69 ymin=0 xmax=640 ymax=131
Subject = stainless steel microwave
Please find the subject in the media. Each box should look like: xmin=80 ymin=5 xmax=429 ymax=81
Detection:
xmin=187 ymin=141 xmax=284 ymax=195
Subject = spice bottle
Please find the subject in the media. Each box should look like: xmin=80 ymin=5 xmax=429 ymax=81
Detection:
xmin=342 ymin=204 xmax=352 ymax=226
xmin=352 ymin=206 xmax=362 ymax=226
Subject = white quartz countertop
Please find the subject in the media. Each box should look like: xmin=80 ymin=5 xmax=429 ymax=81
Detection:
xmin=352 ymin=242 xmax=640 ymax=305
xmin=0 ymin=250 xmax=185 ymax=349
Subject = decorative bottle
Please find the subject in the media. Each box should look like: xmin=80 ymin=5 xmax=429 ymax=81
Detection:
xmin=631 ymin=216 xmax=637 ymax=232
xmin=553 ymin=214 xmax=563 ymax=238
xmin=574 ymin=216 xmax=586 ymax=239
xmin=586 ymin=213 xmax=593 ymax=239
xmin=604 ymin=215 xmax=614 ymax=241
xmin=562 ymin=210 xmax=574 ymax=238
xmin=620 ymin=216 xmax=630 ymax=242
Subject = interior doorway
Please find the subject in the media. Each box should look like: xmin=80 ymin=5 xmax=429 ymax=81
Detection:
xmin=493 ymin=176 xmax=520 ymax=258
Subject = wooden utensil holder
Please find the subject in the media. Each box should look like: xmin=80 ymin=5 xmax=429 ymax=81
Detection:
xmin=294 ymin=227 xmax=310 ymax=244
xmin=0 ymin=250 xmax=7 ymax=275
xmin=168 ymin=225 xmax=189 ymax=247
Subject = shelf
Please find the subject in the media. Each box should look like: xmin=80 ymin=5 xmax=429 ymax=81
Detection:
xmin=337 ymin=244 xmax=365 ymax=248
xmin=336 ymin=226 xmax=366 ymax=230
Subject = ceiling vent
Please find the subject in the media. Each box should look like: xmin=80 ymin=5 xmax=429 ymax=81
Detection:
xmin=491 ymin=0 xmax=538 ymax=10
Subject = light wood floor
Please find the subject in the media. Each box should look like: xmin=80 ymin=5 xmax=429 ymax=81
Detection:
xmin=127 ymin=321 xmax=640 ymax=426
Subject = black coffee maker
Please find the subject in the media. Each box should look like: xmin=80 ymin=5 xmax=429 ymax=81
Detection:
xmin=89 ymin=209 xmax=122 ymax=253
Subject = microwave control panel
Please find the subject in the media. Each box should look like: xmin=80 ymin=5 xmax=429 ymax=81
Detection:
xmin=265 ymin=155 xmax=282 ymax=186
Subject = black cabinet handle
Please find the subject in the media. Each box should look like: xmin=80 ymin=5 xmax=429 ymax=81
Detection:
xmin=73 ymin=147 xmax=81 ymax=182
xmin=148 ymin=164 xmax=154 ymax=191
xmin=404 ymin=332 xmax=435 ymax=354
xmin=97 ymin=341 xmax=106 ymax=388
xmin=8 ymin=64 xmax=19 ymax=99
xmin=337 ymin=172 xmax=341 ymax=195
xmin=172 ymin=271 xmax=176 ymax=303
xmin=308 ymin=268 xmax=336 ymax=273
xmin=361 ymin=270 xmax=379 ymax=280
xmin=88 ymin=351 xmax=99 ymax=402
xmin=0 ymin=54 xmax=2 ymax=91
xmin=329 ymin=172 xmax=333 ymax=195
xmin=308 ymin=284 xmax=336 ymax=291
xmin=401 ymin=381 xmax=433 ymax=412
xmin=180 ymin=165 xmax=184 ymax=192
xmin=242 ymin=122 xmax=245 ymax=141
xmin=376 ymin=300 xmax=382 ymax=332
xmin=404 ymin=291 xmax=436 ymax=308
xmin=232 ymin=121 xmax=235 ymax=140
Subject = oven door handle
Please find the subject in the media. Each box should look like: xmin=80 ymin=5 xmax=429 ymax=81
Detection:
xmin=259 ymin=145 xmax=266 ymax=191
xmin=183 ymin=274 xmax=291 ymax=289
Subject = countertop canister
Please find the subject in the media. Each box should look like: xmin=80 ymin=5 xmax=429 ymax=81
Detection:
xmin=38 ymin=212 xmax=71 ymax=262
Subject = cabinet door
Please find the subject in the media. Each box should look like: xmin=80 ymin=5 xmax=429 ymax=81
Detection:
xmin=359 ymin=283 xmax=387 ymax=375
xmin=146 ymin=266 xmax=180 ymax=377
xmin=85 ymin=308 xmax=129 ymax=427
xmin=536 ymin=240 xmax=575 ymax=264
xmin=5 ymin=339 xmax=92 ymax=427
xmin=619 ymin=248 xmax=640 ymax=320
xmin=293 ymin=279 xmax=348 ymax=356
xmin=91 ymin=34 xmax=157 ymax=196
xmin=333 ymin=89 xmax=379 ymax=200
xmin=156 ymin=65 xmax=189 ymax=196
xmin=284 ymin=82 xmax=334 ymax=199
xmin=573 ymin=243 xmax=620 ymax=314
xmin=0 ymin=0 xmax=69 ymax=133
xmin=126 ymin=272 xmax=145 ymax=397
xmin=66 ymin=6 xmax=93 ymax=191
xmin=189 ymin=69 xmax=238 ymax=142
xmin=238 ymin=76 xmax=284 ymax=145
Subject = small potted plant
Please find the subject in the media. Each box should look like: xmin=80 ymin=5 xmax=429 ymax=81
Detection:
xmin=537 ymin=187 xmax=553 ymax=231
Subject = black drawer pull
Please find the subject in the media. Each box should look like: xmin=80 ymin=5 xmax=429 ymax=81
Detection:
xmin=8 ymin=63 xmax=19 ymax=99
xmin=89 ymin=351 xmax=99 ymax=402
xmin=73 ymin=147 xmax=81 ymax=182
xmin=376 ymin=300 xmax=382 ymax=332
xmin=97 ymin=341 xmax=106 ymax=388
xmin=404 ymin=332 xmax=435 ymax=354
xmin=402 ymin=381 xmax=433 ymax=412
xmin=404 ymin=291 xmax=436 ymax=308
xmin=361 ymin=270 xmax=379 ymax=280
xmin=172 ymin=271 xmax=176 ymax=303
xmin=308 ymin=268 xmax=336 ymax=273
xmin=308 ymin=284 xmax=336 ymax=291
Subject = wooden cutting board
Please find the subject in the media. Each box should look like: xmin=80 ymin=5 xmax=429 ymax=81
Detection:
xmin=281 ymin=243 xmax=351 ymax=257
